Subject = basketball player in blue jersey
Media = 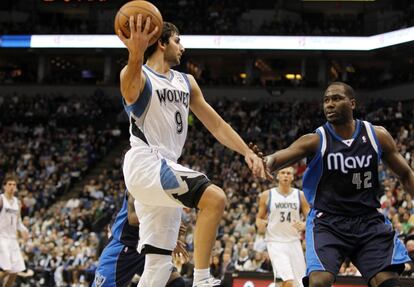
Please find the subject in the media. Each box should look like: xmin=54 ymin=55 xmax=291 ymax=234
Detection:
xmin=116 ymin=16 xmax=266 ymax=287
xmin=262 ymin=82 xmax=414 ymax=287
xmin=92 ymin=190 xmax=185 ymax=287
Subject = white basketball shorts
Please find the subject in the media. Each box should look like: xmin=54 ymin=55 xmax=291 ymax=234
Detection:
xmin=267 ymin=240 xmax=306 ymax=287
xmin=123 ymin=145 xmax=211 ymax=209
xmin=124 ymin=145 xmax=211 ymax=252
xmin=0 ymin=237 xmax=26 ymax=273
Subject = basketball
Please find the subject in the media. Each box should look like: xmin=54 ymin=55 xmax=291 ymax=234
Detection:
xmin=114 ymin=0 xmax=163 ymax=46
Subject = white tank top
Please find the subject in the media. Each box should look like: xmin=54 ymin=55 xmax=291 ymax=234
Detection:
xmin=266 ymin=187 xmax=302 ymax=242
xmin=0 ymin=194 xmax=20 ymax=239
xmin=124 ymin=65 xmax=191 ymax=162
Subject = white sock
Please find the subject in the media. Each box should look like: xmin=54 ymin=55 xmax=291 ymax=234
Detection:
xmin=193 ymin=268 xmax=210 ymax=284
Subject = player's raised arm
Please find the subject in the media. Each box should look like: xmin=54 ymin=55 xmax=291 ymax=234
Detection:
xmin=266 ymin=133 xmax=319 ymax=173
xmin=188 ymin=74 xmax=266 ymax=179
xmin=118 ymin=15 xmax=159 ymax=105
xmin=375 ymin=125 xmax=414 ymax=196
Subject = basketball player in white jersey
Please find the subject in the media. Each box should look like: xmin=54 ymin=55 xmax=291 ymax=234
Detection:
xmin=0 ymin=176 xmax=29 ymax=287
xmin=256 ymin=167 xmax=310 ymax=287
xmin=117 ymin=16 xmax=266 ymax=287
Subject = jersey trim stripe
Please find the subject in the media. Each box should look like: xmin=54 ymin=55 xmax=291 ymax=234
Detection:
xmin=317 ymin=127 xmax=327 ymax=156
xmin=363 ymin=121 xmax=382 ymax=158
xmin=302 ymin=129 xmax=324 ymax=206
xmin=305 ymin=210 xmax=325 ymax=274
xmin=160 ymin=159 xmax=180 ymax=190
xmin=267 ymin=189 xmax=272 ymax=213
xmin=144 ymin=64 xmax=175 ymax=81
xmin=123 ymin=70 xmax=152 ymax=118
xmin=181 ymin=73 xmax=191 ymax=97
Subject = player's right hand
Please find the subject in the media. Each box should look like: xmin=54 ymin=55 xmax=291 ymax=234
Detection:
xmin=248 ymin=142 xmax=273 ymax=180
xmin=256 ymin=218 xmax=268 ymax=231
xmin=173 ymin=240 xmax=189 ymax=263
xmin=117 ymin=15 xmax=159 ymax=57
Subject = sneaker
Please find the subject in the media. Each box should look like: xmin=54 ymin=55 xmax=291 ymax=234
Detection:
xmin=193 ymin=277 xmax=221 ymax=287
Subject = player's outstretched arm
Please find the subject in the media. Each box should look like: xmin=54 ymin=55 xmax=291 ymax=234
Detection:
xmin=375 ymin=126 xmax=414 ymax=196
xmin=188 ymin=75 xmax=266 ymax=179
xmin=118 ymin=15 xmax=158 ymax=105
xmin=266 ymin=133 xmax=319 ymax=173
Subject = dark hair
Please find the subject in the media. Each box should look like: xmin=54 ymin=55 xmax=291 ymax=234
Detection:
xmin=3 ymin=175 xmax=17 ymax=185
xmin=328 ymin=81 xmax=356 ymax=99
xmin=144 ymin=22 xmax=180 ymax=60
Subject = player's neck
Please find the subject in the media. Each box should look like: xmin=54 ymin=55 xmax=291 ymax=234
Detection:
xmin=278 ymin=185 xmax=291 ymax=194
xmin=331 ymin=119 xmax=356 ymax=139
xmin=4 ymin=192 xmax=13 ymax=200
xmin=146 ymin=55 xmax=171 ymax=76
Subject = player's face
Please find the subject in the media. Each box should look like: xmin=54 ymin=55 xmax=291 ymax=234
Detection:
xmin=323 ymin=85 xmax=355 ymax=125
xmin=165 ymin=33 xmax=184 ymax=67
xmin=4 ymin=180 xmax=17 ymax=195
xmin=277 ymin=168 xmax=294 ymax=184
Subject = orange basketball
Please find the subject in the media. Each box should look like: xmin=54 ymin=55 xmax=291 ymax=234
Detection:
xmin=114 ymin=0 xmax=163 ymax=46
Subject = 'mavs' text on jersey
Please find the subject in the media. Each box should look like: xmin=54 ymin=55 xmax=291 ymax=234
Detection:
xmin=327 ymin=153 xmax=372 ymax=174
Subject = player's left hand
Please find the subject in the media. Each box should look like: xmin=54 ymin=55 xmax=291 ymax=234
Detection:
xmin=292 ymin=221 xmax=306 ymax=231
xmin=173 ymin=240 xmax=189 ymax=263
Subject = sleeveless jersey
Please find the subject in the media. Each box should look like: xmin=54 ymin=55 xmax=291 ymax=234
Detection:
xmin=0 ymin=194 xmax=19 ymax=239
xmin=266 ymin=187 xmax=302 ymax=242
xmin=302 ymin=120 xmax=382 ymax=215
xmin=111 ymin=191 xmax=139 ymax=248
xmin=123 ymin=65 xmax=191 ymax=162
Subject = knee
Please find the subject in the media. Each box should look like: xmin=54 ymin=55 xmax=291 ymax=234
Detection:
xmin=140 ymin=253 xmax=173 ymax=285
xmin=199 ymin=186 xmax=227 ymax=213
xmin=166 ymin=276 xmax=185 ymax=287
xmin=309 ymin=272 xmax=334 ymax=287
xmin=309 ymin=280 xmax=331 ymax=287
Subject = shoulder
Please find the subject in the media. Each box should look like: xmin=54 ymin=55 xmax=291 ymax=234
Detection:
xmin=372 ymin=125 xmax=389 ymax=137
xmin=372 ymin=125 xmax=395 ymax=152
xmin=259 ymin=189 xmax=271 ymax=200
xmin=372 ymin=125 xmax=393 ymax=142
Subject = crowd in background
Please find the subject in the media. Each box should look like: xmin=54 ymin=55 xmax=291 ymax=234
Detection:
xmin=0 ymin=0 xmax=414 ymax=36
xmin=0 ymin=93 xmax=413 ymax=286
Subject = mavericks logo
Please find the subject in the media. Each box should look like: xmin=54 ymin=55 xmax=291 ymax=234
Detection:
xmin=94 ymin=272 xmax=106 ymax=287
xmin=327 ymin=153 xmax=372 ymax=174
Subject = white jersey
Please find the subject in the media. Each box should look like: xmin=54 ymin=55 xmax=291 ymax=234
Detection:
xmin=0 ymin=194 xmax=20 ymax=239
xmin=266 ymin=188 xmax=302 ymax=242
xmin=124 ymin=65 xmax=191 ymax=162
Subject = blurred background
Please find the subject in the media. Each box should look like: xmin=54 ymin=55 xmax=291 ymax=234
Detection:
xmin=0 ymin=0 xmax=413 ymax=286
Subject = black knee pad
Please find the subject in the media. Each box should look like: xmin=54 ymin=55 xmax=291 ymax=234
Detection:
xmin=302 ymin=276 xmax=309 ymax=287
xmin=142 ymin=244 xmax=172 ymax=255
xmin=378 ymin=278 xmax=401 ymax=287
xmin=166 ymin=277 xmax=185 ymax=287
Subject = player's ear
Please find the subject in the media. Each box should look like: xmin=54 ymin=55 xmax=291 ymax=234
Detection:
xmin=158 ymin=39 xmax=167 ymax=51
xmin=350 ymin=98 xmax=356 ymax=110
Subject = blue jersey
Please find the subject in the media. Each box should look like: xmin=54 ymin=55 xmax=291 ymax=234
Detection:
xmin=111 ymin=191 xmax=139 ymax=248
xmin=302 ymin=120 xmax=382 ymax=215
